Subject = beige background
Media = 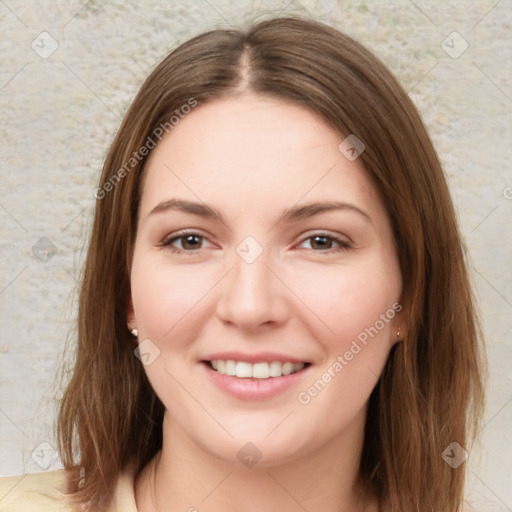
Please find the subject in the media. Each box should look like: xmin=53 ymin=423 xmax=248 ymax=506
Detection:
xmin=0 ymin=1 xmax=511 ymax=510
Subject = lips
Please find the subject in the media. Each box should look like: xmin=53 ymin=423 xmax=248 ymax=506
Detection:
xmin=201 ymin=352 xmax=312 ymax=400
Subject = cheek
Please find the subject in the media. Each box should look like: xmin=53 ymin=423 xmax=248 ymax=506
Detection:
xmin=292 ymin=262 xmax=401 ymax=429
xmin=130 ymin=252 xmax=218 ymax=341
xmin=290 ymin=258 xmax=401 ymax=350
xmin=129 ymin=253 xmax=217 ymax=406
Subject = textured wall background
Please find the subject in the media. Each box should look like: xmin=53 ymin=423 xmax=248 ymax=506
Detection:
xmin=0 ymin=0 xmax=511 ymax=510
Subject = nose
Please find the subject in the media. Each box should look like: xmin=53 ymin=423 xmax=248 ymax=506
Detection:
xmin=215 ymin=248 xmax=290 ymax=331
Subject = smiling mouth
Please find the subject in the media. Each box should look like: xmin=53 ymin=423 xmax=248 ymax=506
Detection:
xmin=203 ymin=360 xmax=311 ymax=379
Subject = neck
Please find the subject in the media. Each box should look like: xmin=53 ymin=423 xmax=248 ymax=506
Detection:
xmin=135 ymin=407 xmax=377 ymax=512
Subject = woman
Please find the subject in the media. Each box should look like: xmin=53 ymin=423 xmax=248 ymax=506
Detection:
xmin=0 ymin=16 xmax=486 ymax=512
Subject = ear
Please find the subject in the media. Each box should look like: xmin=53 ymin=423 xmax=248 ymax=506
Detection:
xmin=127 ymin=295 xmax=136 ymax=330
xmin=392 ymin=299 xmax=408 ymax=343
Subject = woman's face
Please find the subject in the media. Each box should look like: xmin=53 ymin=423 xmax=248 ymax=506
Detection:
xmin=129 ymin=94 xmax=403 ymax=466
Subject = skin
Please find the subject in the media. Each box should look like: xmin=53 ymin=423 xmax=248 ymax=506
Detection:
xmin=129 ymin=94 xmax=404 ymax=512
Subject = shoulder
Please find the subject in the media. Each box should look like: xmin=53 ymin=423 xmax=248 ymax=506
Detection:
xmin=0 ymin=469 xmax=73 ymax=511
xmin=0 ymin=468 xmax=139 ymax=512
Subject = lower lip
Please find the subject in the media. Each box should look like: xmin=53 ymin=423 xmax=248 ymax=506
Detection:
xmin=202 ymin=362 xmax=310 ymax=401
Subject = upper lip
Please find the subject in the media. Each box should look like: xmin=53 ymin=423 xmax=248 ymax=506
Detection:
xmin=202 ymin=351 xmax=311 ymax=364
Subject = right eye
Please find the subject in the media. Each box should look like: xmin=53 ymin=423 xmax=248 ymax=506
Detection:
xmin=160 ymin=231 xmax=214 ymax=254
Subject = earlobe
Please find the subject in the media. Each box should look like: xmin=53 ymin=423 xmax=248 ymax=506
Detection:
xmin=393 ymin=297 xmax=409 ymax=343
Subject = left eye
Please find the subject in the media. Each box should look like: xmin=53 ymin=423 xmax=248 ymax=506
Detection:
xmin=298 ymin=235 xmax=348 ymax=251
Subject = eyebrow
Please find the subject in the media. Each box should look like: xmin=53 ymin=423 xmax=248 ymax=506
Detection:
xmin=149 ymin=198 xmax=222 ymax=220
xmin=281 ymin=201 xmax=372 ymax=224
xmin=148 ymin=198 xmax=372 ymax=224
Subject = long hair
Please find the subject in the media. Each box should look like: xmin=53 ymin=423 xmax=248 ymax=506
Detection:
xmin=57 ymin=17 xmax=487 ymax=511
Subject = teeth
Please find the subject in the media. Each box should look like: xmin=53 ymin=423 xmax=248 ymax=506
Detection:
xmin=252 ymin=362 xmax=269 ymax=379
xmin=210 ymin=360 xmax=306 ymax=379
xmin=235 ymin=361 xmax=253 ymax=378
xmin=282 ymin=362 xmax=294 ymax=375
xmin=269 ymin=361 xmax=282 ymax=377
xmin=225 ymin=360 xmax=236 ymax=375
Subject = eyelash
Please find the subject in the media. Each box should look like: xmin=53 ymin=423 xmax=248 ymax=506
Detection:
xmin=159 ymin=231 xmax=211 ymax=255
xmin=159 ymin=231 xmax=352 ymax=254
xmin=297 ymin=233 xmax=352 ymax=252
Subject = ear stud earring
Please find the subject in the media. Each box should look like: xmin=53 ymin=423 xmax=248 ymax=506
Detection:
xmin=129 ymin=328 xmax=138 ymax=338
xmin=397 ymin=327 xmax=401 ymax=338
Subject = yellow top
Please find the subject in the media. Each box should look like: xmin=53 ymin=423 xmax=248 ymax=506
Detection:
xmin=0 ymin=468 xmax=138 ymax=511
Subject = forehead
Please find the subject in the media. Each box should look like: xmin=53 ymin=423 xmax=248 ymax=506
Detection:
xmin=140 ymin=94 xmax=386 ymax=224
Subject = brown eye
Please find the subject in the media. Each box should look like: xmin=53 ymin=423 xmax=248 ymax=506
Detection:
xmin=162 ymin=232 xmax=209 ymax=252
xmin=297 ymin=233 xmax=351 ymax=252
xmin=310 ymin=236 xmax=333 ymax=250
xmin=179 ymin=234 xmax=203 ymax=250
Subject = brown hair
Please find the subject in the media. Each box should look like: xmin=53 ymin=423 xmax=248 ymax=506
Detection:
xmin=57 ymin=16 xmax=487 ymax=511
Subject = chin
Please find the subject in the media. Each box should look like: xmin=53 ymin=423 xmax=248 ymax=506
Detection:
xmin=193 ymin=425 xmax=312 ymax=469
